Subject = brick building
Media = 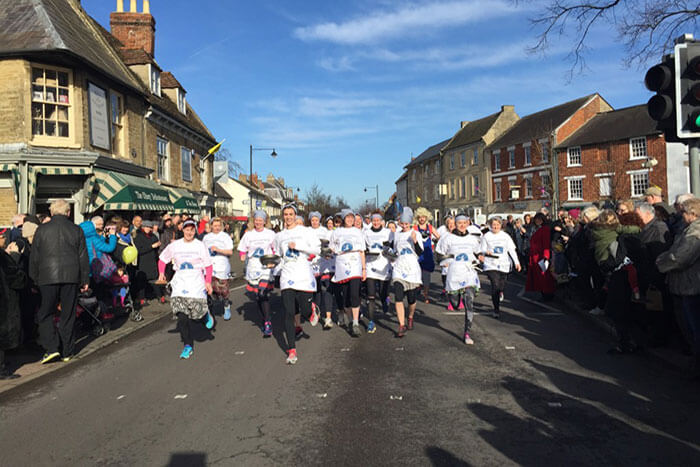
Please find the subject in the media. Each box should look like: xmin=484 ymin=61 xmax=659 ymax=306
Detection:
xmin=554 ymin=104 xmax=689 ymax=206
xmin=485 ymin=94 xmax=612 ymax=215
xmin=441 ymin=106 xmax=519 ymax=221
xmin=403 ymin=138 xmax=451 ymax=220
xmin=0 ymin=0 xmax=217 ymax=225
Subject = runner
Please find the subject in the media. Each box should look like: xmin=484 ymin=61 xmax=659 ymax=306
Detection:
xmin=275 ymin=203 xmax=321 ymax=364
xmin=157 ymin=219 xmax=213 ymax=359
xmin=330 ymin=209 xmax=366 ymax=337
xmin=237 ymin=210 xmax=276 ymax=337
xmin=479 ymin=216 xmax=521 ymax=319
xmin=435 ymin=214 xmax=455 ymax=301
xmin=391 ymin=207 xmax=423 ymax=337
xmin=363 ymin=212 xmax=393 ymax=333
xmin=202 ymin=218 xmax=234 ymax=320
xmin=354 ymin=214 xmax=363 ymax=230
xmin=436 ymin=214 xmax=481 ymax=344
xmin=325 ymin=216 xmax=335 ymax=231
xmin=308 ymin=211 xmax=335 ymax=329
xmin=414 ymin=207 xmax=439 ymax=303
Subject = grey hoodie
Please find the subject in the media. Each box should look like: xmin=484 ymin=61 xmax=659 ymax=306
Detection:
xmin=656 ymin=219 xmax=700 ymax=296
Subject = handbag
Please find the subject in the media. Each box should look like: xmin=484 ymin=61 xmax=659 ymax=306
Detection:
xmin=90 ymin=242 xmax=117 ymax=283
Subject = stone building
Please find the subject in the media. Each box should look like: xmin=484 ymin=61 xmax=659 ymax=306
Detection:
xmin=0 ymin=0 xmax=217 ymax=225
xmin=403 ymin=138 xmax=451 ymax=221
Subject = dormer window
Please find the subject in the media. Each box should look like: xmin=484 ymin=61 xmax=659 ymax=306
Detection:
xmin=149 ymin=65 xmax=161 ymax=96
xmin=177 ymin=88 xmax=187 ymax=114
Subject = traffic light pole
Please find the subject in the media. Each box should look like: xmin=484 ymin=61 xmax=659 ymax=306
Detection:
xmin=690 ymin=140 xmax=700 ymax=196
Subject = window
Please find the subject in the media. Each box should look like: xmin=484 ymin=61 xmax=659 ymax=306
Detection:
xmin=599 ymin=177 xmax=612 ymax=197
xmin=181 ymin=146 xmax=192 ymax=182
xmin=494 ymin=181 xmax=502 ymax=201
xmin=150 ymin=65 xmax=161 ymax=96
xmin=424 ymin=164 xmax=429 ymax=177
xmin=630 ymin=137 xmax=647 ymax=160
xmin=450 ymin=154 xmax=455 ymax=170
xmin=424 ymin=186 xmax=429 ymax=201
xmin=31 ymin=66 xmax=72 ymax=139
xmin=524 ymin=146 xmax=531 ymax=166
xmin=412 ymin=169 xmax=416 ymax=181
xmin=567 ymin=146 xmax=582 ymax=166
xmin=157 ymin=137 xmax=169 ymax=181
xmin=472 ymin=148 xmax=478 ymax=165
xmin=110 ymin=92 xmax=124 ymax=155
xmin=524 ymin=177 xmax=533 ymax=198
xmin=200 ymin=156 xmax=209 ymax=191
xmin=540 ymin=173 xmax=551 ymax=197
xmin=542 ymin=144 xmax=549 ymax=163
xmin=450 ymin=179 xmax=456 ymax=199
xmin=472 ymin=175 xmax=479 ymax=196
xmin=568 ymin=177 xmax=584 ymax=200
xmin=460 ymin=176 xmax=466 ymax=198
xmin=630 ymin=172 xmax=650 ymax=197
xmin=460 ymin=151 xmax=466 ymax=167
xmin=434 ymin=185 xmax=439 ymax=200
xmin=493 ymin=151 xmax=500 ymax=171
xmin=177 ymin=88 xmax=187 ymax=114
xmin=508 ymin=149 xmax=515 ymax=168
xmin=436 ymin=159 xmax=441 ymax=173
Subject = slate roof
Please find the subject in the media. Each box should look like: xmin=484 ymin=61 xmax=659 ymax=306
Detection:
xmin=0 ymin=0 xmax=143 ymax=92
xmin=487 ymin=94 xmax=598 ymax=150
xmin=554 ymin=104 xmax=661 ymax=149
xmin=405 ymin=138 xmax=451 ymax=169
xmin=443 ymin=111 xmax=502 ymax=151
xmin=119 ymin=48 xmax=155 ymax=66
xmin=161 ymin=71 xmax=184 ymax=91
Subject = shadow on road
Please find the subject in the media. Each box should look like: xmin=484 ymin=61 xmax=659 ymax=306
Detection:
xmin=166 ymin=452 xmax=207 ymax=467
xmin=425 ymin=446 xmax=471 ymax=466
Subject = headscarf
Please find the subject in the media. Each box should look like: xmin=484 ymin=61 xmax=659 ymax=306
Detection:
xmin=370 ymin=213 xmax=382 ymax=221
xmin=253 ymin=210 xmax=267 ymax=220
xmin=308 ymin=211 xmax=322 ymax=221
xmin=400 ymin=207 xmax=414 ymax=224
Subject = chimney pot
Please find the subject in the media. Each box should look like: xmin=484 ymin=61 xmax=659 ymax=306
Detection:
xmin=117 ymin=0 xmax=124 ymax=12
xmin=130 ymin=0 xmax=137 ymax=12
xmin=460 ymin=121 xmax=470 ymax=129
xmin=143 ymin=0 xmax=150 ymax=13
xmin=501 ymin=105 xmax=515 ymax=112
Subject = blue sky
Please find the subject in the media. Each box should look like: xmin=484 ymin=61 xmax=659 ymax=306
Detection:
xmin=85 ymin=0 xmax=655 ymax=209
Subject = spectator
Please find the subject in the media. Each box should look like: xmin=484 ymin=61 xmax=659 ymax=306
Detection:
xmin=131 ymin=215 xmax=143 ymax=237
xmin=159 ymin=216 xmax=177 ymax=252
xmin=670 ymin=194 xmax=695 ymax=239
xmin=616 ymin=200 xmax=634 ymax=216
xmin=566 ymin=206 xmax=602 ymax=312
xmin=656 ymin=198 xmax=700 ymax=380
xmin=18 ymin=220 xmax=40 ymax=342
xmin=79 ymin=218 xmax=117 ymax=266
xmin=0 ymin=245 xmax=26 ymax=379
xmin=645 ymin=186 xmax=675 ymax=215
xmin=29 ymin=200 xmax=89 ymax=364
xmin=9 ymin=214 xmax=25 ymax=243
xmin=133 ymin=220 xmax=162 ymax=306
xmin=525 ymin=213 xmax=556 ymax=301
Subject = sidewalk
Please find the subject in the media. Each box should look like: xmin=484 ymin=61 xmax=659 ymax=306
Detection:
xmin=1 ymin=258 xmax=246 ymax=397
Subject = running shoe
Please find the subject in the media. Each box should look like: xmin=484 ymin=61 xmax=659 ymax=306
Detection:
xmin=295 ymin=327 xmax=304 ymax=340
xmin=351 ymin=323 xmax=361 ymax=337
xmin=493 ymin=311 xmax=501 ymax=320
xmin=459 ymin=299 xmax=465 ymax=310
xmin=41 ymin=352 xmax=60 ymax=364
xmin=61 ymin=355 xmax=73 ymax=362
xmin=447 ymin=301 xmax=454 ymax=311
xmin=286 ymin=349 xmax=298 ymax=364
xmin=337 ymin=316 xmax=346 ymax=328
xmin=367 ymin=320 xmax=376 ymax=334
xmin=205 ymin=312 xmax=215 ymax=330
xmin=589 ymin=307 xmax=605 ymax=316
xmin=407 ymin=317 xmax=414 ymax=330
xmin=224 ymin=306 xmax=232 ymax=321
xmin=180 ymin=345 xmax=193 ymax=359
xmin=464 ymin=332 xmax=474 ymax=345
xmin=323 ymin=318 xmax=334 ymax=330
xmin=263 ymin=321 xmax=273 ymax=337
xmin=160 ymin=296 xmax=166 ymax=304
xmin=309 ymin=306 xmax=319 ymax=327
xmin=397 ymin=325 xmax=407 ymax=338
xmin=499 ymin=292 xmax=504 ymax=302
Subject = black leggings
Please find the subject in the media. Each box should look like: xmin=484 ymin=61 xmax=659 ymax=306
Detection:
xmin=176 ymin=312 xmax=207 ymax=347
xmin=448 ymin=288 xmax=476 ymax=333
xmin=282 ymin=289 xmax=314 ymax=351
xmin=366 ymin=278 xmax=389 ymax=320
xmin=393 ymin=282 xmax=418 ymax=305
xmin=485 ymin=270 xmax=508 ymax=311
xmin=314 ymin=277 xmax=334 ymax=316
xmin=257 ymin=289 xmax=272 ymax=323
xmin=334 ymin=278 xmax=361 ymax=309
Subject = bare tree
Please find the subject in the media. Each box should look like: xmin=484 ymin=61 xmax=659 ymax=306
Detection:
xmin=356 ymin=200 xmax=376 ymax=215
xmin=214 ymin=148 xmax=244 ymax=178
xmin=526 ymin=0 xmax=700 ymax=76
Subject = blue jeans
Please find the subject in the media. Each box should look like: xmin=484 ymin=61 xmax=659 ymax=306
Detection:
xmin=682 ymin=295 xmax=700 ymax=356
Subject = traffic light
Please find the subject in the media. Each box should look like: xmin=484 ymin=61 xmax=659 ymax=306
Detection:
xmin=645 ymin=54 xmax=679 ymax=143
xmin=675 ymin=41 xmax=700 ymax=138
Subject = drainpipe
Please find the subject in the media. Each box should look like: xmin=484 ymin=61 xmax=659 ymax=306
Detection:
xmin=19 ymin=161 xmax=28 ymax=213
xmin=142 ymin=107 xmax=150 ymax=172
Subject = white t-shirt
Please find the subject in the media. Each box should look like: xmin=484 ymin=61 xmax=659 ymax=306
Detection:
xmin=237 ymin=228 xmax=276 ymax=285
xmin=391 ymin=229 xmax=422 ymax=284
xmin=437 ymin=231 xmax=481 ymax=291
xmin=480 ymin=230 xmax=519 ymax=273
xmin=159 ymin=238 xmax=213 ymax=299
xmin=309 ymin=226 xmax=334 ymax=277
xmin=202 ymin=231 xmax=234 ymax=280
xmin=364 ymin=227 xmax=393 ymax=281
xmin=275 ymin=225 xmax=320 ymax=292
xmin=330 ymin=227 xmax=365 ymax=283
xmin=435 ymin=229 xmax=453 ymax=276
xmin=437 ymin=225 xmax=450 ymax=238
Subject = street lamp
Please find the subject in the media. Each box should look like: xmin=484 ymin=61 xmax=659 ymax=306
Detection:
xmin=363 ymin=184 xmax=379 ymax=210
xmin=249 ymin=144 xmax=277 ymax=216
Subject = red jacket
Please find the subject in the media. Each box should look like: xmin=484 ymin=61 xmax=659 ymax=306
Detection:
xmin=525 ymin=225 xmax=556 ymax=294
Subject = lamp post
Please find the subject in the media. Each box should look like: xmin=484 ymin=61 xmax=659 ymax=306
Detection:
xmin=249 ymin=144 xmax=277 ymax=216
xmin=363 ymin=184 xmax=379 ymax=210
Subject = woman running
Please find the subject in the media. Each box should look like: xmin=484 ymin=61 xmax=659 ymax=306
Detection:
xmin=275 ymin=203 xmax=321 ymax=364
xmin=414 ymin=207 xmax=439 ymax=303
xmin=363 ymin=212 xmax=393 ymax=333
xmin=479 ymin=217 xmax=521 ymax=319
xmin=157 ymin=219 xmax=213 ymax=359
xmin=330 ymin=209 xmax=366 ymax=337
xmin=237 ymin=210 xmax=276 ymax=337
xmin=203 ymin=218 xmax=234 ymax=320
xmin=391 ymin=207 xmax=423 ymax=337
xmin=435 ymin=214 xmax=455 ymax=301
xmin=308 ymin=211 xmax=335 ymax=329
xmin=436 ymin=214 xmax=481 ymax=345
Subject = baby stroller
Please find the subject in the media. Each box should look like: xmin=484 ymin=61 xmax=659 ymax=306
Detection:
xmin=94 ymin=270 xmax=142 ymax=322
xmin=75 ymin=289 xmax=110 ymax=337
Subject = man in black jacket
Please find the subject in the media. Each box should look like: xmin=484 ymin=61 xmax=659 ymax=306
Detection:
xmin=29 ymin=200 xmax=89 ymax=364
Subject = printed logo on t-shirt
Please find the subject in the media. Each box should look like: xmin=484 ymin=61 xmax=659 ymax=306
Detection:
xmin=180 ymin=262 xmax=194 ymax=270
xmin=252 ymin=248 xmax=264 ymax=258
xmin=285 ymin=249 xmax=300 ymax=259
xmin=370 ymin=242 xmax=382 ymax=250
xmin=400 ymin=248 xmax=413 ymax=255
xmin=494 ymin=246 xmax=504 ymax=254
xmin=341 ymin=243 xmax=353 ymax=252
xmin=456 ymin=253 xmax=468 ymax=262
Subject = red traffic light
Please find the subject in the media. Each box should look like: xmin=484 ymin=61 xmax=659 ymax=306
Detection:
xmin=645 ymin=64 xmax=673 ymax=92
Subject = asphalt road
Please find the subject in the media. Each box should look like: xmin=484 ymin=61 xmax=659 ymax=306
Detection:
xmin=1 ymin=273 xmax=700 ymax=466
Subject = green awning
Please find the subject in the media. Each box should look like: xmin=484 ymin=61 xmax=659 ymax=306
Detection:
xmin=167 ymin=186 xmax=200 ymax=214
xmin=87 ymin=170 xmax=173 ymax=212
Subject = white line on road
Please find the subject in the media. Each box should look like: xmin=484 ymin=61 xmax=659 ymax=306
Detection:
xmin=516 ymin=287 xmax=564 ymax=315
xmin=231 ymin=284 xmax=247 ymax=291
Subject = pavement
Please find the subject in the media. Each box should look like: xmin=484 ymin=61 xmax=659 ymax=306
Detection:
xmin=1 ymin=269 xmax=699 ymax=466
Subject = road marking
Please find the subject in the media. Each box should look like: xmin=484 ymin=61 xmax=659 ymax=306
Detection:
xmin=548 ymin=402 xmax=563 ymax=408
xmin=174 ymin=394 xmax=188 ymax=399
xmin=232 ymin=284 xmax=247 ymax=291
xmin=389 ymin=395 xmax=403 ymax=401
xmin=395 ymin=347 xmax=405 ymax=351
xmin=117 ymin=395 xmax=125 ymax=400
xmin=316 ymin=393 xmax=328 ymax=398
xmin=340 ymin=347 xmax=350 ymax=352
xmin=505 ymin=346 xmax=515 ymax=350
xmin=234 ymin=351 xmax=245 ymax=355
xmin=516 ymin=287 xmax=565 ymax=314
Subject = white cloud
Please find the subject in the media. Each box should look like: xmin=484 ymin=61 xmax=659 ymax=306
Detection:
xmin=294 ymin=0 xmax=521 ymax=44
xmin=318 ymin=56 xmax=356 ymax=72
xmin=298 ymin=96 xmax=389 ymax=117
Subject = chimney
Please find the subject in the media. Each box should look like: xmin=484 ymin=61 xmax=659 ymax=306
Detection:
xmin=460 ymin=121 xmax=470 ymax=129
xmin=278 ymin=177 xmax=285 ymax=186
xmin=501 ymin=105 xmax=515 ymax=113
xmin=266 ymin=173 xmax=275 ymax=183
xmin=110 ymin=0 xmax=156 ymax=56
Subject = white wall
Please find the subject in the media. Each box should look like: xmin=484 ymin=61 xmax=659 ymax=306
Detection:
xmin=666 ymin=142 xmax=691 ymax=202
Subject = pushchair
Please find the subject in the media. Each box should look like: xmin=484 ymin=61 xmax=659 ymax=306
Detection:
xmin=75 ymin=289 xmax=110 ymax=337
xmin=94 ymin=272 xmax=142 ymax=323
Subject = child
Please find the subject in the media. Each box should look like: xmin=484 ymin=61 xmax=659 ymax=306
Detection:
xmin=109 ymin=267 xmax=130 ymax=307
